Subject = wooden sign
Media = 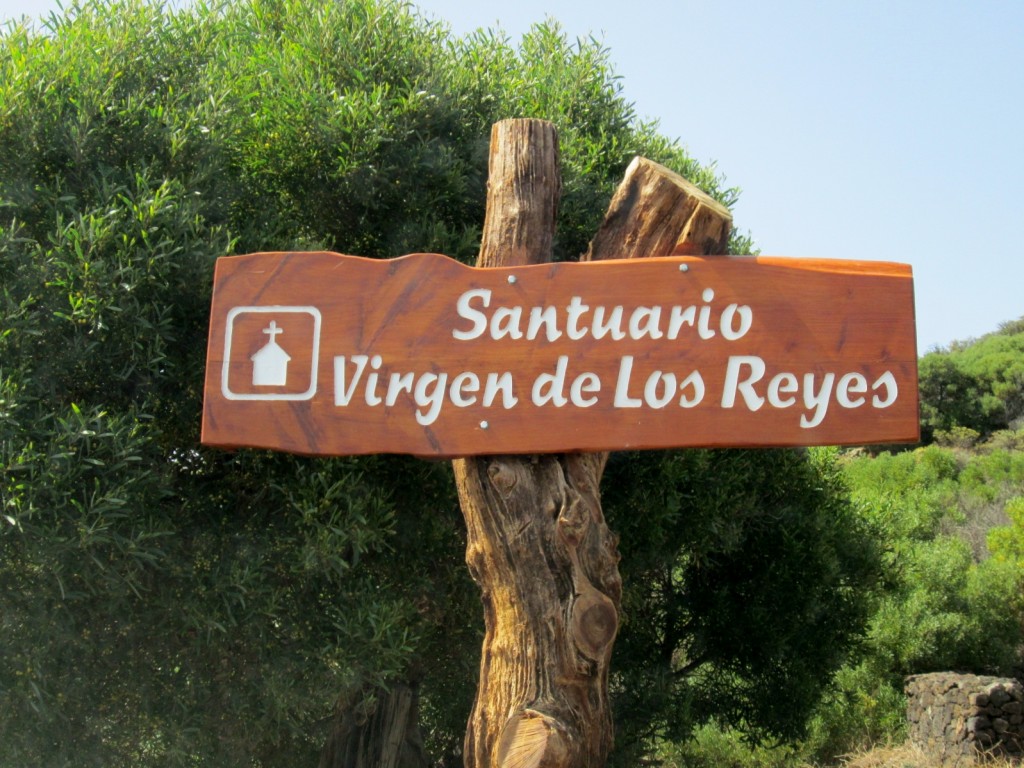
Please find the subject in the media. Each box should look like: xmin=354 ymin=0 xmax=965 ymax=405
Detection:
xmin=201 ymin=251 xmax=918 ymax=457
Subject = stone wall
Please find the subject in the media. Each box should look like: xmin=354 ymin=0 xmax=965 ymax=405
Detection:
xmin=906 ymin=672 xmax=1023 ymax=765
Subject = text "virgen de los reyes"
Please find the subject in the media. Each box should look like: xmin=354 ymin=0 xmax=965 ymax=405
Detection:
xmin=332 ymin=286 xmax=900 ymax=429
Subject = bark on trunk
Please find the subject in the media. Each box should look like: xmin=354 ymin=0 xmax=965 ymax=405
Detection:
xmin=454 ymin=121 xmax=732 ymax=768
xmin=318 ymin=683 xmax=431 ymax=768
xmin=584 ymin=156 xmax=732 ymax=261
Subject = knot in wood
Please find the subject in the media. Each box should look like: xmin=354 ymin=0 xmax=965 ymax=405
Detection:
xmin=556 ymin=494 xmax=589 ymax=548
xmin=487 ymin=460 xmax=520 ymax=496
xmin=572 ymin=592 xmax=619 ymax=662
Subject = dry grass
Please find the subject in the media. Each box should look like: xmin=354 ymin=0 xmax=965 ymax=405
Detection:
xmin=838 ymin=742 xmax=1020 ymax=768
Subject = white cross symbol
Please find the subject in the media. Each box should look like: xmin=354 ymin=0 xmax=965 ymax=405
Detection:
xmin=263 ymin=320 xmax=283 ymax=341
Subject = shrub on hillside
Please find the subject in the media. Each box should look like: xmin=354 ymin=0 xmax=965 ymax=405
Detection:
xmin=806 ymin=445 xmax=1024 ymax=762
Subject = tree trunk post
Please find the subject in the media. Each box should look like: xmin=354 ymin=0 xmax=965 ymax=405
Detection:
xmin=319 ymin=682 xmax=431 ymax=768
xmin=454 ymin=120 xmax=731 ymax=768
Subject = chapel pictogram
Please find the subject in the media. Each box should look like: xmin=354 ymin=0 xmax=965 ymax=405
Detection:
xmin=251 ymin=320 xmax=291 ymax=386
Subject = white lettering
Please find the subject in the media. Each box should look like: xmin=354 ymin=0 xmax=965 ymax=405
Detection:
xmin=720 ymin=303 xmax=753 ymax=340
xmin=800 ymin=373 xmax=836 ymax=428
xmin=628 ymin=306 xmax=663 ymax=340
xmin=698 ymin=288 xmax=716 ymax=339
xmin=592 ymin=306 xmax=625 ymax=340
xmin=679 ymin=370 xmax=705 ymax=408
xmin=385 ymin=371 xmax=415 ymax=406
xmin=767 ymin=372 xmax=799 ymax=408
xmin=722 ymin=356 xmax=765 ymax=410
xmin=414 ymin=373 xmax=448 ymax=426
xmin=450 ymin=285 xmax=755 ymax=345
xmin=566 ymin=296 xmax=590 ymax=340
xmin=365 ymin=354 xmax=383 ymax=406
xmin=837 ymin=372 xmax=867 ymax=408
xmin=532 ymin=356 xmax=569 ymax=407
xmin=644 ymin=371 xmax=676 ymax=409
xmin=491 ymin=306 xmax=523 ymax=340
xmin=527 ymin=305 xmax=562 ymax=342
xmin=450 ymin=372 xmax=479 ymax=407
xmin=483 ymin=372 xmax=518 ymax=408
xmin=667 ymin=305 xmax=696 ymax=339
xmin=335 ymin=356 xmax=519 ymax=422
xmin=334 ymin=355 xmax=369 ymax=405
xmin=872 ymin=371 xmax=898 ymax=408
xmin=614 ymin=356 xmax=642 ymax=408
xmin=719 ymin=359 xmax=899 ymax=428
xmin=570 ymin=372 xmax=601 ymax=407
xmin=452 ymin=289 xmax=491 ymax=340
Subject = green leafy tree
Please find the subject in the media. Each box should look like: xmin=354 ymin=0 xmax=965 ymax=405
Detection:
xmin=919 ymin=317 xmax=1024 ymax=442
xmin=918 ymin=353 xmax=989 ymax=442
xmin=2 ymin=0 xmax=879 ymax=764
xmin=603 ymin=447 xmax=881 ymax=764
xmin=958 ymin=328 xmax=1024 ymax=430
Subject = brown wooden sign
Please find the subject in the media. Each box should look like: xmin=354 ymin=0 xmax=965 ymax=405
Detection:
xmin=201 ymin=251 xmax=918 ymax=456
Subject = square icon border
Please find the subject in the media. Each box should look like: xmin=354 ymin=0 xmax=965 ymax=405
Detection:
xmin=222 ymin=306 xmax=321 ymax=401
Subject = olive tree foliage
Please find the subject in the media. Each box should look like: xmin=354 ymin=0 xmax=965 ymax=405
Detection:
xmin=919 ymin=317 xmax=1024 ymax=443
xmin=1 ymin=0 xmax=867 ymax=765
xmin=0 ymin=1 xmax=737 ymax=764
xmin=603 ymin=447 xmax=881 ymax=764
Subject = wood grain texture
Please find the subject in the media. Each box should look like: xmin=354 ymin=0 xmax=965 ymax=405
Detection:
xmin=453 ymin=120 xmax=733 ymax=768
xmin=454 ymin=119 xmax=620 ymax=768
xmin=455 ymin=452 xmax=619 ymax=768
xmin=200 ymin=252 xmax=919 ymax=456
xmin=478 ymin=120 xmax=561 ymax=270
xmin=585 ymin=157 xmax=731 ymax=261
xmin=317 ymin=683 xmax=430 ymax=768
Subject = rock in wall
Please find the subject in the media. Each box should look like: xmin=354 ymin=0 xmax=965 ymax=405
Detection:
xmin=906 ymin=672 xmax=1023 ymax=765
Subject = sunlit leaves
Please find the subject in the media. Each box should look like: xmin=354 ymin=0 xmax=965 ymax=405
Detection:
xmin=0 ymin=0 xmax=740 ymax=763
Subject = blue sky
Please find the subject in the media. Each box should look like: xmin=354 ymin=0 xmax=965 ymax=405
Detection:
xmin=3 ymin=0 xmax=1021 ymax=353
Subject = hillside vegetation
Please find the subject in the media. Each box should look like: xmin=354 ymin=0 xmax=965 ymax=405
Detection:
xmin=0 ymin=0 xmax=866 ymax=764
xmin=920 ymin=318 xmax=1024 ymax=443
xmin=661 ymin=322 xmax=1024 ymax=767
xmin=1 ymin=0 xmax=1022 ymax=765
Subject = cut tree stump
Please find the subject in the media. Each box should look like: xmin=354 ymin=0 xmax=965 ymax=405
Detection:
xmin=453 ymin=119 xmax=731 ymax=768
